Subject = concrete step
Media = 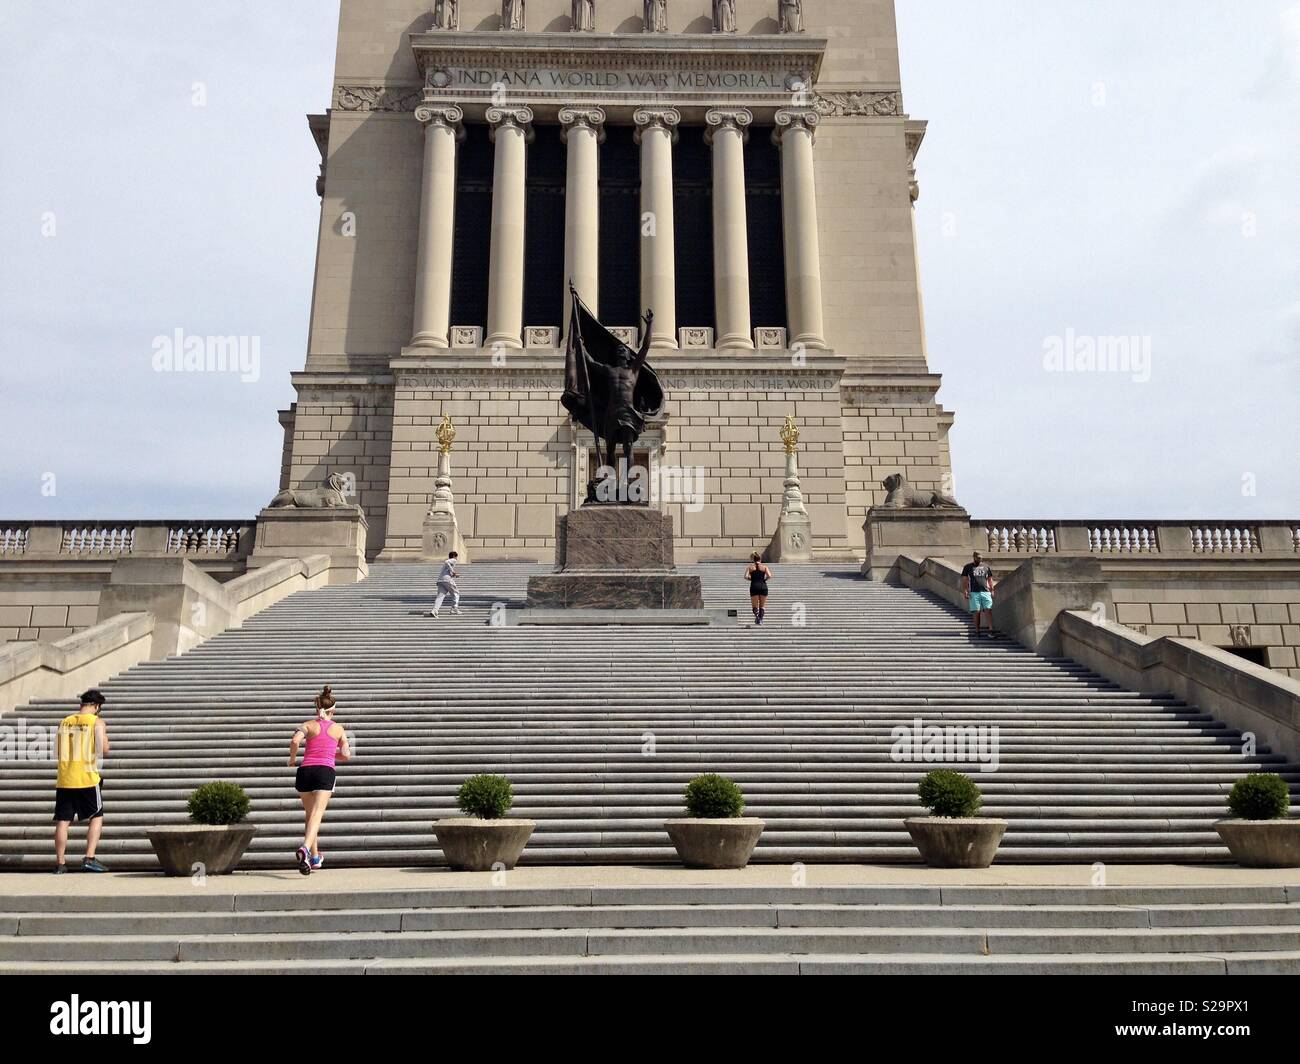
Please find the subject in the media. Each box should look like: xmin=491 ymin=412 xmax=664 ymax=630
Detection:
xmin=0 ymin=562 xmax=1284 ymax=867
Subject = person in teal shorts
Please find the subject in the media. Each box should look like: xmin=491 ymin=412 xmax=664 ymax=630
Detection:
xmin=960 ymin=550 xmax=997 ymax=638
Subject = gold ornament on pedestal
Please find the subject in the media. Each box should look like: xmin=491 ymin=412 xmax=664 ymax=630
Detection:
xmin=780 ymin=414 xmax=800 ymax=454
xmin=437 ymin=414 xmax=457 ymax=455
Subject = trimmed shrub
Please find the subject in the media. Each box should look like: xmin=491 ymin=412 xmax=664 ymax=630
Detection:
xmin=1227 ymin=774 xmax=1291 ymax=821
xmin=684 ymin=774 xmax=745 ymax=819
xmin=187 ymin=781 xmax=251 ymax=825
xmin=918 ymin=769 xmax=982 ymax=818
xmin=457 ymin=774 xmax=514 ymax=820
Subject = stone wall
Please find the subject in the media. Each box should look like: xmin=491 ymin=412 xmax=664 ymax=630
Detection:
xmin=0 ymin=584 xmax=102 ymax=644
xmin=1110 ymin=579 xmax=1300 ymax=680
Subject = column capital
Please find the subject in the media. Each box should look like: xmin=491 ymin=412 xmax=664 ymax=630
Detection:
xmin=773 ymin=107 xmax=820 ymax=144
xmin=559 ymin=106 xmax=607 ymax=144
xmin=633 ymin=107 xmax=681 ymax=144
xmin=486 ymin=105 xmax=535 ymax=141
xmin=704 ymin=107 xmax=753 ymax=145
xmin=415 ymin=101 xmax=465 ymax=139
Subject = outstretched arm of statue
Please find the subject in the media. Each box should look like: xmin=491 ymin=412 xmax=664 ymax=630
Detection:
xmin=635 ymin=310 xmax=655 ymax=365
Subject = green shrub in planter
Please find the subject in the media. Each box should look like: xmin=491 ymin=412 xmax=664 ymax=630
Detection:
xmin=1227 ymin=774 xmax=1291 ymax=821
xmin=684 ymin=774 xmax=745 ymax=819
xmin=187 ymin=781 xmax=251 ymax=826
xmin=917 ymin=769 xmax=982 ymax=818
xmin=457 ymin=774 xmax=514 ymax=820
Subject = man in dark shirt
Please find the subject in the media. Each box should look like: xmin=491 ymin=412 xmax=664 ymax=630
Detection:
xmin=960 ymin=550 xmax=997 ymax=638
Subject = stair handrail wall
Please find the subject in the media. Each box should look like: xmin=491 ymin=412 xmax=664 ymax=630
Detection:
xmin=1059 ymin=610 xmax=1300 ymax=765
xmin=0 ymin=555 xmax=332 ymax=716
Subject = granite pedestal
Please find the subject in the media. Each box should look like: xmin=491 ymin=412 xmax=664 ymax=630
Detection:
xmin=526 ymin=505 xmax=703 ymax=610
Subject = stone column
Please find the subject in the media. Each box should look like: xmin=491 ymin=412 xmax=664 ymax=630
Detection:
xmin=410 ymin=103 xmax=464 ymax=349
xmin=774 ymin=108 xmax=827 ymax=350
xmin=634 ymin=107 xmax=681 ymax=348
xmin=559 ymin=106 xmax=606 ymax=330
xmin=705 ymin=107 xmax=754 ymax=350
xmin=485 ymin=105 xmax=534 ymax=350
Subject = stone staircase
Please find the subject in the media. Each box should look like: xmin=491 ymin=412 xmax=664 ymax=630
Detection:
xmin=1 ymin=563 xmax=1296 ymax=870
xmin=3 ymin=883 xmax=1300 ymax=974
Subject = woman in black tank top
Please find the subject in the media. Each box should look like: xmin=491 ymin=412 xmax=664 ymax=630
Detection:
xmin=745 ymin=552 xmax=772 ymax=626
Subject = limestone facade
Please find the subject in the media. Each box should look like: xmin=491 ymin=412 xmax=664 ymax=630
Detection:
xmin=280 ymin=0 xmax=952 ymax=562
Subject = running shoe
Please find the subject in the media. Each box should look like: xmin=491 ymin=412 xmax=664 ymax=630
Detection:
xmin=296 ymin=845 xmax=312 ymax=876
xmin=54 ymin=863 xmax=66 ymax=875
xmin=310 ymin=855 xmax=324 ymax=871
xmin=81 ymin=858 xmax=108 ymax=873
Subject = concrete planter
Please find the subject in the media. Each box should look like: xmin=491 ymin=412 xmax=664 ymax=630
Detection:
xmin=664 ymin=818 xmax=766 ymax=869
xmin=1215 ymin=819 xmax=1300 ymax=868
xmin=433 ymin=817 xmax=535 ymax=871
xmin=905 ymin=817 xmax=1007 ymax=868
xmin=146 ymin=824 xmax=258 ymax=877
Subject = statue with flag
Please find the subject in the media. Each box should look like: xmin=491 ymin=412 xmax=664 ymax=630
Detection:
xmin=561 ymin=284 xmax=665 ymax=500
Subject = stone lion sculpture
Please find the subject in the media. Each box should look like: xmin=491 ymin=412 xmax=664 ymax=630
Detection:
xmin=881 ymin=472 xmax=960 ymax=509
xmin=268 ymin=473 xmax=350 ymax=509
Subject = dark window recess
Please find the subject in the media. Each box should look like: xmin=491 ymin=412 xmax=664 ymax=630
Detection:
xmin=1222 ymin=646 xmax=1268 ymax=668
xmin=598 ymin=124 xmax=641 ymax=326
xmin=745 ymin=127 xmax=787 ymax=332
xmin=673 ymin=126 xmax=715 ymax=333
xmin=524 ymin=124 xmax=566 ymax=331
xmin=450 ymin=123 xmax=494 ymax=332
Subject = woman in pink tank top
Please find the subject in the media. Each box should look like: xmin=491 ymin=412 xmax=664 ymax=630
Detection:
xmin=287 ymin=685 xmax=352 ymax=876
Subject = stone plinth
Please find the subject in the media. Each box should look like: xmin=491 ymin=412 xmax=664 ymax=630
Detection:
xmin=555 ymin=505 xmax=676 ymax=571
xmin=862 ymin=505 xmax=972 ymax=582
xmin=249 ymin=507 xmax=368 ymax=585
xmin=527 ymin=505 xmax=703 ymax=610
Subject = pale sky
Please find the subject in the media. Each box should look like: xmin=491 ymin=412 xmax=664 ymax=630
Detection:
xmin=1 ymin=1 xmax=1296 ymax=521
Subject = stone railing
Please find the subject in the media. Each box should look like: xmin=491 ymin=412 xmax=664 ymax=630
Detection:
xmin=972 ymin=520 xmax=1300 ymax=557
xmin=0 ymin=555 xmax=330 ymax=715
xmin=0 ymin=520 xmax=254 ymax=560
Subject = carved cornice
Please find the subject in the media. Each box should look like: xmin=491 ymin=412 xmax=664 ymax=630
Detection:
xmin=812 ymin=89 xmax=903 ymax=118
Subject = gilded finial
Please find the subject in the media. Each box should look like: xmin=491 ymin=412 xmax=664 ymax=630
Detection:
xmin=780 ymin=414 xmax=800 ymax=454
xmin=436 ymin=414 xmax=456 ymax=455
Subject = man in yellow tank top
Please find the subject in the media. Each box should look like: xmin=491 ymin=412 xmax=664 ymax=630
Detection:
xmin=53 ymin=689 xmax=111 ymax=873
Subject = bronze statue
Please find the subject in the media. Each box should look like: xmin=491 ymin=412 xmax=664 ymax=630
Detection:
xmin=561 ymin=285 xmax=664 ymax=497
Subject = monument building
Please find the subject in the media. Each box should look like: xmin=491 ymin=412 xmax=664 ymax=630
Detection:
xmin=281 ymin=0 xmax=952 ymax=561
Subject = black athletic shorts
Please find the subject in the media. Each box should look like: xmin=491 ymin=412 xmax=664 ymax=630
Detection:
xmin=295 ymin=765 xmax=337 ymax=793
xmin=53 ymin=783 xmax=104 ymax=823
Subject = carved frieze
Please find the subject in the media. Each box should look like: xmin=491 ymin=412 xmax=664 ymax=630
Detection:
xmin=813 ymin=90 xmax=902 ymax=117
xmin=333 ymin=85 xmax=424 ymax=113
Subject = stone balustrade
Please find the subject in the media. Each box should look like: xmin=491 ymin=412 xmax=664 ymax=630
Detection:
xmin=0 ymin=520 xmax=254 ymax=560
xmin=973 ymin=519 xmax=1299 ymax=558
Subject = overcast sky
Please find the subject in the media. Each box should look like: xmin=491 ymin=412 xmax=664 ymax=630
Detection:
xmin=1 ymin=1 xmax=1296 ymax=521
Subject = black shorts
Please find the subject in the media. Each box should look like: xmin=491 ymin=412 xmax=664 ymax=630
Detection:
xmin=750 ymin=583 xmax=769 ymax=597
xmin=53 ymin=784 xmax=104 ymax=823
xmin=295 ymin=766 xmax=337 ymax=794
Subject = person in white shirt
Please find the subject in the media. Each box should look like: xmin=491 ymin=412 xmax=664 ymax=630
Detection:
xmin=426 ymin=551 xmax=461 ymax=617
